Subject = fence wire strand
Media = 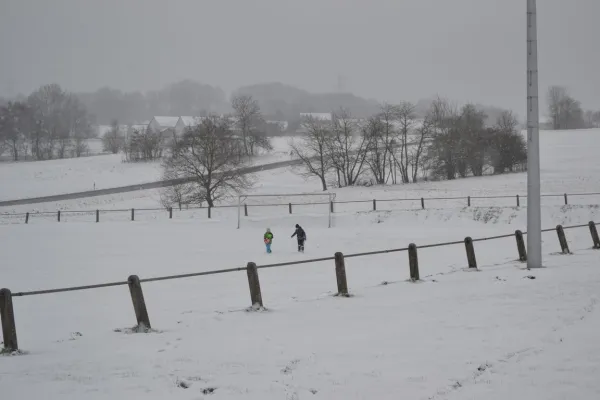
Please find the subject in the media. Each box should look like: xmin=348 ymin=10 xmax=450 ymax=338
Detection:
xmin=3 ymin=191 xmax=600 ymax=217
xmin=7 ymin=221 xmax=599 ymax=297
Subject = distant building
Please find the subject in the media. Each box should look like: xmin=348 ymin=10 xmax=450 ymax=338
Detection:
xmin=148 ymin=116 xmax=186 ymax=136
xmin=299 ymin=112 xmax=332 ymax=121
xmin=179 ymin=116 xmax=205 ymax=129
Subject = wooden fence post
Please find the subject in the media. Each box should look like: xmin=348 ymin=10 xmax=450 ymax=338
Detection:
xmin=516 ymin=194 xmax=520 ymax=207
xmin=464 ymin=237 xmax=477 ymax=269
xmin=289 ymin=203 xmax=292 ymax=214
xmin=131 ymin=208 xmax=135 ymax=221
xmin=408 ymin=243 xmax=420 ymax=281
xmin=564 ymin=193 xmax=568 ymax=205
xmin=373 ymin=199 xmax=377 ymax=211
xmin=334 ymin=252 xmax=349 ymax=296
xmin=127 ymin=275 xmax=151 ymax=330
xmin=57 ymin=210 xmax=61 ymax=222
xmin=169 ymin=207 xmax=173 ymax=219
xmin=556 ymin=224 xmax=570 ymax=254
xmin=589 ymin=221 xmax=600 ymax=249
xmin=244 ymin=204 xmax=248 ymax=217
xmin=467 ymin=196 xmax=471 ymax=207
xmin=421 ymin=197 xmax=425 ymax=209
xmin=246 ymin=262 xmax=263 ymax=308
xmin=25 ymin=212 xmax=29 ymax=224
xmin=515 ymin=230 xmax=527 ymax=262
xmin=0 ymin=289 xmax=18 ymax=352
xmin=96 ymin=209 xmax=99 ymax=223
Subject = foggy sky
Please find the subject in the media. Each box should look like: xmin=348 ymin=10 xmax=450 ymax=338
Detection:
xmin=1 ymin=0 xmax=599 ymax=114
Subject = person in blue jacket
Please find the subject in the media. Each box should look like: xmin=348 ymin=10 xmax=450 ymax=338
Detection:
xmin=264 ymin=228 xmax=274 ymax=253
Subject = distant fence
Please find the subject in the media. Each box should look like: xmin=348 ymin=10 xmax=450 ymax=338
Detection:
xmin=1 ymin=191 xmax=600 ymax=225
xmin=2 ymin=221 xmax=600 ymax=353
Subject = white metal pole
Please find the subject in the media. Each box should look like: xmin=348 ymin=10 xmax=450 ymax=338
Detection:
xmin=527 ymin=0 xmax=542 ymax=268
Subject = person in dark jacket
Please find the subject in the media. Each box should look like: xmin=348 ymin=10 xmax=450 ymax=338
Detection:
xmin=291 ymin=224 xmax=306 ymax=252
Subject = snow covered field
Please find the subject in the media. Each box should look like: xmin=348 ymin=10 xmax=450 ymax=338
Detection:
xmin=1 ymin=129 xmax=600 ymax=399
xmin=1 ymin=210 xmax=600 ymax=399
xmin=0 ymin=137 xmax=293 ymax=201
xmin=1 ymin=129 xmax=599 ymax=215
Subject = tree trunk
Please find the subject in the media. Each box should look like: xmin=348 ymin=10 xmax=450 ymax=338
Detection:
xmin=320 ymin=175 xmax=328 ymax=191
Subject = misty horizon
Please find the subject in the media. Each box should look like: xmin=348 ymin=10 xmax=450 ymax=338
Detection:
xmin=1 ymin=0 xmax=599 ymax=114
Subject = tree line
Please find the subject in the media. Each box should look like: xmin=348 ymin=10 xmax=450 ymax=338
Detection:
xmin=291 ymin=98 xmax=527 ymax=191
xmin=0 ymin=84 xmax=95 ymax=161
xmin=157 ymin=97 xmax=528 ymax=211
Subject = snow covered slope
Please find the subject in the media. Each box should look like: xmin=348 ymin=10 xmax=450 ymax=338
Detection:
xmin=2 ymin=129 xmax=599 ymax=214
xmin=0 ymin=137 xmax=293 ymax=201
xmin=1 ymin=216 xmax=599 ymax=399
xmin=1 ymin=129 xmax=600 ymax=399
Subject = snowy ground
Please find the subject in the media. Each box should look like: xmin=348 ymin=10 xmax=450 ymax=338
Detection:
xmin=0 ymin=137 xmax=293 ymax=201
xmin=1 ymin=129 xmax=600 ymax=399
xmin=1 ymin=210 xmax=600 ymax=399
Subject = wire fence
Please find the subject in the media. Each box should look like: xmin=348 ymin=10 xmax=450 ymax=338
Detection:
xmin=8 ymin=220 xmax=596 ymax=298
xmin=2 ymin=219 xmax=600 ymax=352
xmin=1 ymin=191 xmax=600 ymax=225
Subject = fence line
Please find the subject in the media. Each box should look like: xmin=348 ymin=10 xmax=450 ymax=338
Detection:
xmin=7 ymin=221 xmax=598 ymax=297
xmin=2 ymin=220 xmax=599 ymax=352
xmin=2 ymin=190 xmax=600 ymax=224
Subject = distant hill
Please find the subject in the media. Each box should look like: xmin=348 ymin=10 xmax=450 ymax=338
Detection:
xmin=232 ymin=82 xmax=380 ymax=121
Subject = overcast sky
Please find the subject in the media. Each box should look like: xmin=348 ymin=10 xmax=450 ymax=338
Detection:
xmin=1 ymin=0 xmax=598 ymax=114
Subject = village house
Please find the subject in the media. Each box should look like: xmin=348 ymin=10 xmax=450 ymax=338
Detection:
xmin=148 ymin=116 xmax=186 ymax=137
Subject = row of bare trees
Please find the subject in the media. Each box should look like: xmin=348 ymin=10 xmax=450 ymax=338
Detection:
xmin=0 ymin=84 xmax=95 ymax=161
xmin=290 ymin=103 xmax=432 ymax=191
xmin=291 ymin=99 xmax=527 ymax=191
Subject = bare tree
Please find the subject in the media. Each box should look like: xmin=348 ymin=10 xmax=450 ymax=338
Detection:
xmin=392 ymin=102 xmax=417 ymax=183
xmin=409 ymin=115 xmax=434 ymax=182
xmin=27 ymin=84 xmax=66 ymax=160
xmin=364 ymin=104 xmax=399 ymax=185
xmin=458 ymin=104 xmax=488 ymax=177
xmin=594 ymin=111 xmax=600 ymax=128
xmin=488 ymin=111 xmax=527 ymax=174
xmin=496 ymin=109 xmax=519 ymax=133
xmin=584 ymin=110 xmax=596 ymax=128
xmin=162 ymin=116 xmax=252 ymax=207
xmin=72 ymin=134 xmax=89 ymax=158
xmin=123 ymin=127 xmax=164 ymax=162
xmin=159 ymin=169 xmax=201 ymax=210
xmin=363 ymin=117 xmax=388 ymax=185
xmin=547 ymin=86 xmax=567 ymax=130
xmin=546 ymin=86 xmax=585 ymax=130
xmin=426 ymin=97 xmax=461 ymax=180
xmin=327 ymin=109 xmax=369 ymax=187
xmin=26 ymin=84 xmax=92 ymax=160
xmin=0 ymin=102 xmax=33 ymax=161
xmin=102 ymin=119 xmax=123 ymax=154
xmin=231 ymin=95 xmax=270 ymax=156
xmin=289 ymin=116 xmax=331 ymax=191
xmin=64 ymin=94 xmax=92 ymax=158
